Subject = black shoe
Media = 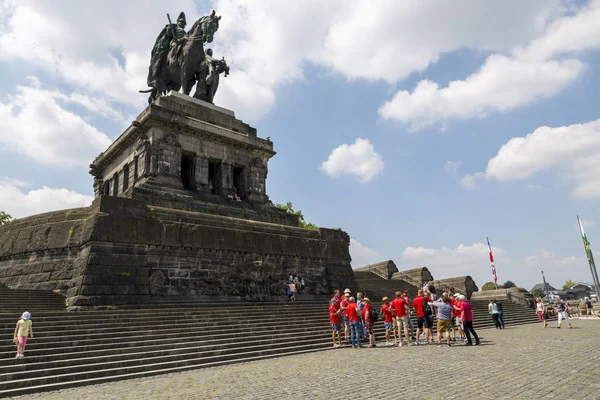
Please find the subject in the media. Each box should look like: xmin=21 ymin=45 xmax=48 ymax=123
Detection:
xmin=475 ymin=341 xmax=481 ymax=345
xmin=465 ymin=343 xmax=473 ymax=346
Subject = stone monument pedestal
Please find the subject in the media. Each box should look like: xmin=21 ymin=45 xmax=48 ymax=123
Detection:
xmin=0 ymin=93 xmax=356 ymax=307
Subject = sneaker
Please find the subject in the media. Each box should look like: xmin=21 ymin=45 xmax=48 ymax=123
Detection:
xmin=425 ymin=341 xmax=431 ymax=345
xmin=475 ymin=341 xmax=481 ymax=345
xmin=568 ymin=326 xmax=573 ymax=329
xmin=465 ymin=343 xmax=473 ymax=346
xmin=556 ymin=326 xmax=561 ymax=329
xmin=414 ymin=341 xmax=420 ymax=346
xmin=14 ymin=354 xmax=20 ymax=359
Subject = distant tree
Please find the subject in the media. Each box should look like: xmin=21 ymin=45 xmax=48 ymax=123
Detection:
xmin=0 ymin=211 xmax=12 ymax=225
xmin=531 ymin=288 xmax=544 ymax=299
xmin=502 ymin=280 xmax=517 ymax=289
xmin=275 ymin=202 xmax=318 ymax=230
xmin=562 ymin=279 xmax=576 ymax=291
xmin=482 ymin=281 xmax=498 ymax=291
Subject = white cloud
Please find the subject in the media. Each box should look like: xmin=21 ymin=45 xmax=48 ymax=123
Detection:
xmin=400 ymin=242 xmax=506 ymax=284
xmin=581 ymin=220 xmax=595 ymax=228
xmin=350 ymin=239 xmax=380 ymax=268
xmin=320 ymin=138 xmax=384 ymax=182
xmin=399 ymin=243 xmax=592 ymax=290
xmin=444 ymin=161 xmax=462 ymax=173
xmin=0 ymin=83 xmax=112 ymax=167
xmin=524 ymin=249 xmax=587 ymax=268
xmin=468 ymin=119 xmax=600 ymax=198
xmin=0 ymin=181 xmax=93 ymax=218
xmin=460 ymin=172 xmax=484 ymax=190
xmin=378 ymin=1 xmax=600 ymax=129
xmin=0 ymin=1 xmax=198 ymax=109
xmin=319 ymin=0 xmax=561 ymax=82
xmin=0 ymin=0 xmax=575 ymax=124
xmin=379 ymin=57 xmax=583 ymax=129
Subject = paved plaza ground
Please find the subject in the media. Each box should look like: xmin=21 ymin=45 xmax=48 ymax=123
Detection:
xmin=10 ymin=319 xmax=600 ymax=400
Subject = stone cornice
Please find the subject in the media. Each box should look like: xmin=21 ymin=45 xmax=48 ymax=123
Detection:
xmin=91 ymin=99 xmax=275 ymax=172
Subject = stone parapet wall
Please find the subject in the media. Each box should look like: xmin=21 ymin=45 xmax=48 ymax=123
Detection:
xmin=129 ymin=182 xmax=299 ymax=226
xmin=0 ymin=195 xmax=355 ymax=307
xmin=0 ymin=207 xmax=97 ymax=294
xmin=353 ymin=260 xmax=398 ymax=279
xmin=436 ymin=276 xmax=479 ymax=299
xmin=471 ymin=287 xmax=535 ymax=308
xmin=396 ymin=267 xmax=434 ymax=286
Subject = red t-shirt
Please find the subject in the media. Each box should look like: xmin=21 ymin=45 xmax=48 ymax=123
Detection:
xmin=346 ymin=302 xmax=360 ymax=323
xmin=329 ymin=304 xmax=340 ymax=323
xmin=361 ymin=303 xmax=372 ymax=322
xmin=391 ymin=297 xmax=408 ymax=317
xmin=331 ymin=295 xmax=341 ymax=311
xmin=459 ymin=301 xmax=473 ymax=322
xmin=412 ymin=295 xmax=431 ymax=318
xmin=381 ymin=303 xmax=393 ymax=322
xmin=452 ymin=299 xmax=461 ymax=317
xmin=340 ymin=297 xmax=349 ymax=316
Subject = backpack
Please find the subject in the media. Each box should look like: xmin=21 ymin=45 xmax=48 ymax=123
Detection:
xmin=428 ymin=285 xmax=436 ymax=294
xmin=496 ymin=302 xmax=503 ymax=312
xmin=369 ymin=308 xmax=379 ymax=323
xmin=422 ymin=299 xmax=433 ymax=317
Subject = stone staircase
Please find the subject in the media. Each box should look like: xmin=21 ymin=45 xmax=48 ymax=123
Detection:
xmin=0 ymin=286 xmax=542 ymax=397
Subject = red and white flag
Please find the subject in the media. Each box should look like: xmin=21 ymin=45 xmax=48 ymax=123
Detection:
xmin=487 ymin=237 xmax=498 ymax=283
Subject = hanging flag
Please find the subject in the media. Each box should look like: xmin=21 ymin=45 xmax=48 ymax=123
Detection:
xmin=487 ymin=237 xmax=498 ymax=283
xmin=577 ymin=216 xmax=600 ymax=296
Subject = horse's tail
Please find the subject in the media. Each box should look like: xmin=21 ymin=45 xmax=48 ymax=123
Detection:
xmin=139 ymin=89 xmax=154 ymax=93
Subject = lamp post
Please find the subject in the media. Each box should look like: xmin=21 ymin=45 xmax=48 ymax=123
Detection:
xmin=541 ymin=270 xmax=550 ymax=302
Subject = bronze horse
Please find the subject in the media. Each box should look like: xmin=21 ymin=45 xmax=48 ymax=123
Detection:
xmin=141 ymin=11 xmax=221 ymax=103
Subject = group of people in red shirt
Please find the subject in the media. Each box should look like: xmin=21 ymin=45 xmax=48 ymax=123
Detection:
xmin=329 ymin=286 xmax=481 ymax=348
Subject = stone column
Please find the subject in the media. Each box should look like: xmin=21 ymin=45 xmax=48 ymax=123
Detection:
xmin=222 ymin=162 xmax=234 ymax=195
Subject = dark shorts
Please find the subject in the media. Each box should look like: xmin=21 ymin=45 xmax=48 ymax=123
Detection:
xmin=418 ymin=316 xmax=433 ymax=329
xmin=365 ymin=323 xmax=373 ymax=335
xmin=331 ymin=323 xmax=340 ymax=332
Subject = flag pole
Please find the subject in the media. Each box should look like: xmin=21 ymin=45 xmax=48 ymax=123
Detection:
xmin=578 ymin=216 xmax=600 ymax=302
xmin=487 ymin=237 xmax=498 ymax=288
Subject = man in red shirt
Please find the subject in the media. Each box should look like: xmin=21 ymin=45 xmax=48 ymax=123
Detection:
xmin=361 ymin=297 xmax=376 ymax=348
xmin=345 ymin=296 xmax=361 ymax=348
xmin=456 ymin=294 xmax=480 ymax=345
xmin=331 ymin=290 xmax=341 ymax=311
xmin=381 ymin=296 xmax=394 ymax=346
xmin=329 ymin=299 xmax=341 ymax=348
xmin=390 ymin=291 xmax=409 ymax=346
xmin=412 ymin=289 xmax=433 ymax=345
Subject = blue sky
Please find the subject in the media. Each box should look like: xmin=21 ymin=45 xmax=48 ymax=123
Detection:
xmin=1 ymin=0 xmax=599 ymax=290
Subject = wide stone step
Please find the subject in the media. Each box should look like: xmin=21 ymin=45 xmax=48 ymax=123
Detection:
xmin=0 ymin=293 xmax=542 ymax=397
xmin=0 ymin=310 xmax=327 ymax=333
xmin=0 ymin=317 xmax=329 ymax=353
xmin=0 ymin=327 xmax=329 ymax=379
xmin=0 ymin=345 xmax=329 ymax=398
xmin=0 ymin=302 xmax=325 ymax=319
xmin=0 ymin=337 xmax=331 ymax=392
